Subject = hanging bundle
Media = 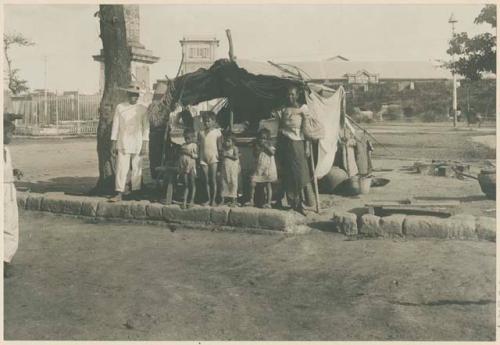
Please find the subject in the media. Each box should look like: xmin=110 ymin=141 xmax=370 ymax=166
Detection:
xmin=302 ymin=105 xmax=325 ymax=141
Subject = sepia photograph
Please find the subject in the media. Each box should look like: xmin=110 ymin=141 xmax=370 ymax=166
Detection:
xmin=2 ymin=2 xmax=497 ymax=341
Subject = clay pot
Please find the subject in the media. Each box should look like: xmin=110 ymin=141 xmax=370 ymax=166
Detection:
xmin=319 ymin=166 xmax=349 ymax=194
xmin=478 ymin=169 xmax=496 ymax=200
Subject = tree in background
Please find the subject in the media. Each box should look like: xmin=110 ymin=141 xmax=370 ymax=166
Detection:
xmin=446 ymin=4 xmax=496 ymax=80
xmin=91 ymin=5 xmax=132 ymax=195
xmin=3 ymin=32 xmax=35 ymax=95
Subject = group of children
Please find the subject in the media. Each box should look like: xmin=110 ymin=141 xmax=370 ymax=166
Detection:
xmin=177 ymin=111 xmax=277 ymax=209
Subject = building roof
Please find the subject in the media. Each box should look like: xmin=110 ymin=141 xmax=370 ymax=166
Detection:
xmin=236 ymin=59 xmax=453 ymax=80
xmin=326 ymin=55 xmax=349 ymax=61
xmin=180 ymin=35 xmax=219 ymax=43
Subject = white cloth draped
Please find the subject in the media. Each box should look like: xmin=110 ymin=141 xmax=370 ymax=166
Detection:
xmin=305 ymin=86 xmax=344 ymax=179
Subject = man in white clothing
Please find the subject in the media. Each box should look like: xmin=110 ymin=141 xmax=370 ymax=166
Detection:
xmin=4 ymin=113 xmax=23 ymax=277
xmin=109 ymin=83 xmax=150 ymax=202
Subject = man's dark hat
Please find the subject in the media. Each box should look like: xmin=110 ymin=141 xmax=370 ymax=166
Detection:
xmin=117 ymin=82 xmax=142 ymax=94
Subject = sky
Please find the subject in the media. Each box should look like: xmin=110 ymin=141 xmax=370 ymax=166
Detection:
xmin=3 ymin=3 xmax=493 ymax=94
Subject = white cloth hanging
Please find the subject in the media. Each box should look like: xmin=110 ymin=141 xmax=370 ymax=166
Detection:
xmin=305 ymin=86 xmax=345 ymax=179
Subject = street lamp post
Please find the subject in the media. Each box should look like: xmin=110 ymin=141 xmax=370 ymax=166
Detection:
xmin=449 ymin=13 xmax=458 ymax=128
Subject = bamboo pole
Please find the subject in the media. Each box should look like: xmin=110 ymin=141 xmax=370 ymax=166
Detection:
xmin=309 ymin=140 xmax=320 ymax=214
xmin=225 ymin=29 xmax=235 ymax=61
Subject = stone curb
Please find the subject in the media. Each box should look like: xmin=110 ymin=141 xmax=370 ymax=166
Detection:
xmin=17 ymin=192 xmax=305 ymax=233
xmin=334 ymin=209 xmax=495 ymax=242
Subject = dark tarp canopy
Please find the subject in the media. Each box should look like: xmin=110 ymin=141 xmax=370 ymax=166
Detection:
xmin=169 ymin=59 xmax=303 ymax=128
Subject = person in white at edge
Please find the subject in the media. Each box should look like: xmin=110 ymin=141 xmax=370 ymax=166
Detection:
xmin=4 ymin=113 xmax=23 ymax=278
xmin=109 ymin=83 xmax=149 ymax=202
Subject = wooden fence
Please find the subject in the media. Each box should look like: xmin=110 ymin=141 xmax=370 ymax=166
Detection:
xmin=11 ymin=93 xmax=101 ymax=135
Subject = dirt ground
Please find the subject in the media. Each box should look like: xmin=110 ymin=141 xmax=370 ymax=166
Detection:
xmin=4 ymin=122 xmax=497 ymax=340
xmin=4 ymin=212 xmax=496 ymax=341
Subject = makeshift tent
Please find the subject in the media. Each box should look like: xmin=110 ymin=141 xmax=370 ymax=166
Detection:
xmin=150 ymin=58 xmax=371 ymax=199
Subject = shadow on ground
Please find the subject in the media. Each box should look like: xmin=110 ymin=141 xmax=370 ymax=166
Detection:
xmin=414 ymin=195 xmax=490 ymax=203
xmin=16 ymin=177 xmax=97 ymax=194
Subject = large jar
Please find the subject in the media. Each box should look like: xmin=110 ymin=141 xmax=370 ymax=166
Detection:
xmin=319 ymin=166 xmax=349 ymax=194
xmin=478 ymin=168 xmax=496 ymax=200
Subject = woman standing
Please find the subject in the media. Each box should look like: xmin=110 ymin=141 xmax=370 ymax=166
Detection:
xmin=274 ymin=86 xmax=312 ymax=215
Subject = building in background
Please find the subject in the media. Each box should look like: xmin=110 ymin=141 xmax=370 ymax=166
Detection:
xmin=179 ymin=35 xmax=219 ymax=75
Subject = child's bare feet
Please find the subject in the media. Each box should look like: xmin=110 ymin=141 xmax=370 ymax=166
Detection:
xmin=243 ymin=201 xmax=254 ymax=207
xmin=262 ymin=203 xmax=272 ymax=209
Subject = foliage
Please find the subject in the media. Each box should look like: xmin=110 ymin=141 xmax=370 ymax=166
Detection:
xmin=446 ymin=4 xmax=496 ymax=80
xmin=457 ymin=79 xmax=496 ymax=117
xmin=347 ymin=81 xmax=452 ymax=121
xmin=3 ymin=32 xmax=35 ymax=95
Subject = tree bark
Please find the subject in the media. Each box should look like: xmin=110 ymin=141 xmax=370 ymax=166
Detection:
xmin=92 ymin=5 xmax=131 ymax=195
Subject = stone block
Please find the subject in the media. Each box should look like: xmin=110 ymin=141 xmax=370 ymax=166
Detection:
xmin=342 ymin=212 xmax=358 ymax=236
xmin=96 ymin=202 xmax=132 ymax=219
xmin=210 ymin=207 xmax=230 ymax=225
xmin=476 ymin=216 xmax=496 ymax=242
xmin=16 ymin=191 xmax=29 ymax=209
xmin=81 ymin=198 xmax=100 ymax=217
xmin=162 ymin=205 xmax=184 ymax=223
xmin=332 ymin=210 xmax=358 ymax=236
xmin=146 ymin=203 xmax=164 ymax=220
xmin=258 ymin=209 xmax=297 ymax=231
xmin=445 ymin=214 xmax=477 ymax=240
xmin=403 ymin=216 xmax=448 ymax=239
xmin=331 ymin=210 xmax=345 ymax=233
xmin=129 ymin=201 xmax=149 ymax=220
xmin=177 ymin=206 xmax=211 ymax=224
xmin=380 ymin=214 xmax=405 ymax=237
xmin=360 ymin=214 xmax=382 ymax=236
xmin=41 ymin=193 xmax=83 ymax=215
xmin=228 ymin=207 xmax=261 ymax=228
xmin=25 ymin=193 xmax=44 ymax=211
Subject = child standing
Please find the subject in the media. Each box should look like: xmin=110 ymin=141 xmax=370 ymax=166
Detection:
xmin=221 ymin=134 xmax=240 ymax=207
xmin=247 ymin=128 xmax=277 ymax=208
xmin=178 ymin=128 xmax=198 ymax=209
xmin=198 ymin=112 xmax=223 ymax=206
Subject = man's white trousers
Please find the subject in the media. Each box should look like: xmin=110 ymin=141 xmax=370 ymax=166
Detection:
xmin=115 ymin=151 xmax=142 ymax=192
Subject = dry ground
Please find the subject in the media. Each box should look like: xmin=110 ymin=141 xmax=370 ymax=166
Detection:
xmin=4 ymin=212 xmax=496 ymax=341
xmin=4 ymin=122 xmax=497 ymax=341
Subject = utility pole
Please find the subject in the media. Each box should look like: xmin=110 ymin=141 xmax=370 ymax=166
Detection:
xmin=449 ymin=13 xmax=458 ymax=128
xmin=44 ymin=55 xmax=48 ymax=124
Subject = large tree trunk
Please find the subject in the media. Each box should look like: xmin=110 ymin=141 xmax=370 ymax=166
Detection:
xmin=92 ymin=5 xmax=131 ymax=195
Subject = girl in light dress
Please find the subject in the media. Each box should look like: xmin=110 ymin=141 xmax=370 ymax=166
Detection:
xmin=178 ymin=128 xmax=198 ymax=209
xmin=246 ymin=128 xmax=277 ymax=208
xmin=221 ymin=134 xmax=240 ymax=207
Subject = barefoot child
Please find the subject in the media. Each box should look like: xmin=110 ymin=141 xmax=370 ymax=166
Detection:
xmin=178 ymin=128 xmax=198 ymax=208
xmin=221 ymin=134 xmax=240 ymax=207
xmin=198 ymin=112 xmax=223 ymax=206
xmin=247 ymin=128 xmax=277 ymax=208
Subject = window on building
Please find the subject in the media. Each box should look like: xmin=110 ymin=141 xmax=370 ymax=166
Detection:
xmin=188 ymin=47 xmax=210 ymax=59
